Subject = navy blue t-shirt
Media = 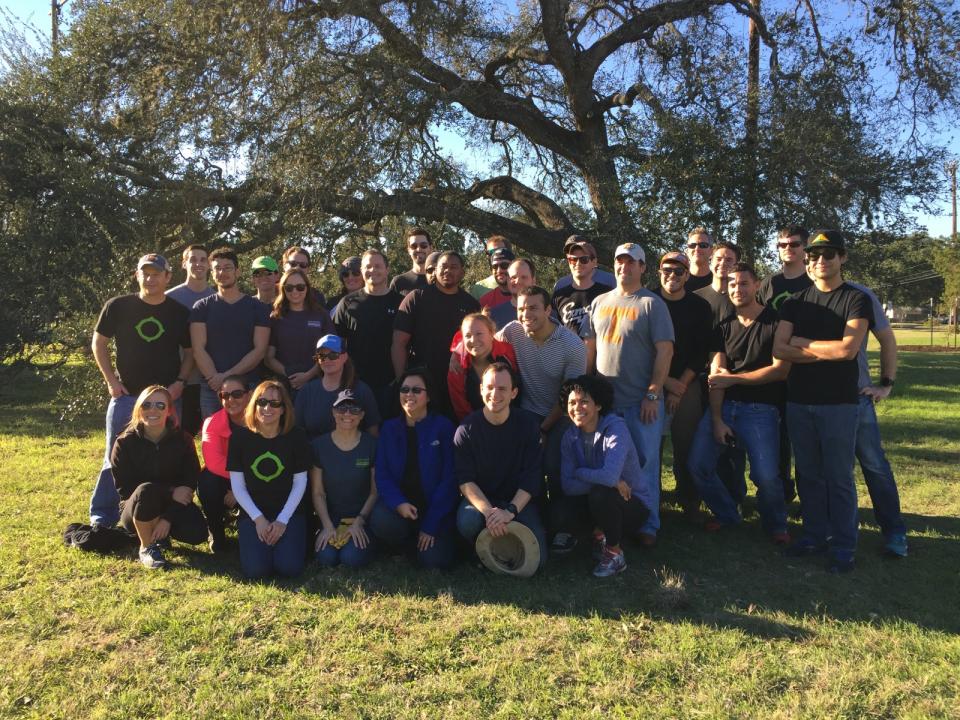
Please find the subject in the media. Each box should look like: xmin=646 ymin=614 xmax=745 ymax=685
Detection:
xmin=190 ymin=294 xmax=270 ymax=376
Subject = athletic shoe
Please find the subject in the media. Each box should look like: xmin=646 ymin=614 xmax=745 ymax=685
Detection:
xmin=770 ymin=531 xmax=791 ymax=546
xmin=883 ymin=533 xmax=908 ymax=558
xmin=550 ymin=532 xmax=577 ymax=556
xmin=782 ymin=538 xmax=829 ymax=558
xmin=591 ymin=532 xmax=607 ymax=562
xmin=827 ymin=556 xmax=856 ymax=574
xmin=637 ymin=532 xmax=657 ymax=548
xmin=156 ymin=538 xmax=172 ymax=551
xmin=139 ymin=543 xmax=167 ymax=570
xmin=592 ymin=548 xmax=626 ymax=577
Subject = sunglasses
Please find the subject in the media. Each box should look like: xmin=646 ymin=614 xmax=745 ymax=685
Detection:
xmin=315 ymin=351 xmax=341 ymax=361
xmin=567 ymin=255 xmax=594 ymax=265
xmin=491 ymin=261 xmax=511 ymax=270
xmin=806 ymin=248 xmax=839 ymax=261
xmin=342 ymin=270 xmax=362 ymax=278
xmin=285 ymin=261 xmax=309 ymax=269
xmin=778 ymin=240 xmax=804 ymax=249
xmin=283 ymin=283 xmax=307 ymax=292
xmin=253 ymin=270 xmax=277 ymax=277
xmin=333 ymin=405 xmax=364 ymax=415
xmin=408 ymin=241 xmax=430 ymax=250
xmin=218 ymin=389 xmax=248 ymax=400
xmin=399 ymin=385 xmax=426 ymax=395
xmin=141 ymin=401 xmax=167 ymax=410
xmin=660 ymin=267 xmax=686 ymax=276
xmin=255 ymin=398 xmax=283 ymax=408
xmin=687 ymin=242 xmax=711 ymax=250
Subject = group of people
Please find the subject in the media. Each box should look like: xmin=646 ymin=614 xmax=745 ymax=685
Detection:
xmin=87 ymin=224 xmax=907 ymax=580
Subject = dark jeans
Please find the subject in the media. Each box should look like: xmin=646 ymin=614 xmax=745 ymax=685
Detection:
xmin=180 ymin=383 xmax=203 ymax=437
xmin=456 ymin=499 xmax=547 ymax=569
xmin=197 ymin=469 xmax=230 ymax=543
xmin=368 ymin=500 xmax=455 ymax=569
xmin=119 ymin=482 xmax=208 ymax=545
xmin=314 ymin=518 xmax=376 ymax=568
xmin=237 ymin=513 xmax=307 ymax=579
xmin=588 ymin=484 xmax=650 ymax=547
xmin=665 ymin=380 xmax=704 ymax=508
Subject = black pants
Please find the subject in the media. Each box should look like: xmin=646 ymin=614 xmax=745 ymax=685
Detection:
xmin=119 ymin=482 xmax=207 ymax=545
xmin=588 ymin=484 xmax=650 ymax=547
xmin=197 ymin=469 xmax=230 ymax=543
xmin=180 ymin=384 xmax=203 ymax=437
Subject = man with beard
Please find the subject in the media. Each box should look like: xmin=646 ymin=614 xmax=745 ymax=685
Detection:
xmin=390 ymin=227 xmax=433 ymax=296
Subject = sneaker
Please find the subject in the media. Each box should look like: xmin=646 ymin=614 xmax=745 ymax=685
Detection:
xmin=550 ymin=532 xmax=578 ymax=556
xmin=827 ymin=555 xmax=856 ymax=574
xmin=782 ymin=538 xmax=829 ymax=558
xmin=883 ymin=533 xmax=908 ymax=558
xmin=591 ymin=532 xmax=607 ymax=562
xmin=139 ymin=543 xmax=167 ymax=569
xmin=592 ymin=548 xmax=627 ymax=577
xmin=156 ymin=538 xmax=172 ymax=551
xmin=770 ymin=531 xmax=791 ymax=546
xmin=637 ymin=532 xmax=657 ymax=548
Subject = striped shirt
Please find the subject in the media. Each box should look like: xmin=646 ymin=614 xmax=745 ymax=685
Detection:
xmin=497 ymin=320 xmax=586 ymax=418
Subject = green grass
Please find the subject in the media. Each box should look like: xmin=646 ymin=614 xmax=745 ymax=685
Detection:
xmin=1 ymin=351 xmax=959 ymax=718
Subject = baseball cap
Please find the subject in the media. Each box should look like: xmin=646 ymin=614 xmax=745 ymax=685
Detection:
xmin=339 ymin=256 xmax=362 ymax=278
xmin=806 ymin=229 xmax=846 ymax=251
xmin=490 ymin=248 xmax=516 ymax=265
xmin=251 ymin=256 xmax=279 ymax=272
xmin=315 ymin=334 xmax=344 ymax=353
xmin=137 ymin=253 xmax=171 ymax=273
xmin=332 ymin=388 xmax=361 ymax=408
xmin=659 ymin=251 xmax=690 ymax=268
xmin=563 ymin=234 xmax=591 ymax=253
xmin=614 ymin=243 xmax=645 ymax=263
xmin=567 ymin=240 xmax=597 ymax=259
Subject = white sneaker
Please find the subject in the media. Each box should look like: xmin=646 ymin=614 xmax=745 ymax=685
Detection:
xmin=139 ymin=543 xmax=167 ymax=569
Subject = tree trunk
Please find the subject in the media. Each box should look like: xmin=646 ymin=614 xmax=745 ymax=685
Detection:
xmin=740 ymin=0 xmax=761 ymax=257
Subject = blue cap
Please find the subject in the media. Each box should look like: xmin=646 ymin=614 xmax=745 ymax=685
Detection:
xmin=315 ymin=334 xmax=344 ymax=353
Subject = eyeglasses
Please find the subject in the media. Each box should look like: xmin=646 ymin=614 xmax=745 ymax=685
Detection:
xmin=687 ymin=242 xmax=711 ymax=250
xmin=333 ymin=405 xmax=364 ymax=415
xmin=566 ymin=255 xmax=594 ymax=265
xmin=660 ymin=267 xmax=686 ymax=276
xmin=342 ymin=270 xmax=362 ymax=278
xmin=255 ymin=398 xmax=283 ymax=408
xmin=253 ymin=270 xmax=277 ymax=278
xmin=141 ymin=401 xmax=167 ymax=410
xmin=315 ymin=351 xmax=341 ymax=361
xmin=806 ymin=249 xmax=838 ymax=261
xmin=218 ymin=389 xmax=247 ymax=400
xmin=408 ymin=241 xmax=430 ymax=250
xmin=778 ymin=240 xmax=804 ymax=249
xmin=491 ymin=261 xmax=511 ymax=270
xmin=285 ymin=260 xmax=309 ymax=269
xmin=399 ymin=386 xmax=426 ymax=395
xmin=283 ymin=283 xmax=307 ymax=292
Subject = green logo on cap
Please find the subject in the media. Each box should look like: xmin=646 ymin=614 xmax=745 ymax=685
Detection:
xmin=135 ymin=316 xmax=166 ymax=342
xmin=250 ymin=451 xmax=284 ymax=483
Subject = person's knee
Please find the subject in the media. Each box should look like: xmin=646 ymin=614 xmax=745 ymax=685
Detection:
xmin=315 ymin=545 xmax=340 ymax=567
xmin=419 ymin=543 xmax=454 ymax=570
xmin=274 ymin=553 xmax=305 ymax=578
xmin=340 ymin=542 xmax=373 ymax=568
xmin=456 ymin=501 xmax=485 ymax=540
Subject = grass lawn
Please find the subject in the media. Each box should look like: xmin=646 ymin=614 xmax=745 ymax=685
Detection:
xmin=1 ymin=349 xmax=958 ymax=718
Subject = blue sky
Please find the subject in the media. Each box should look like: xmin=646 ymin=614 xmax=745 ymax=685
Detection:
xmin=3 ymin=0 xmax=956 ymax=238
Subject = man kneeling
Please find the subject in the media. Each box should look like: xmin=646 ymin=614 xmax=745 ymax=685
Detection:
xmin=454 ymin=362 xmax=546 ymax=574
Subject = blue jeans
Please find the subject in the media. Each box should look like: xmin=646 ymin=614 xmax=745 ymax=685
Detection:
xmin=456 ymin=499 xmax=547 ymax=569
xmin=787 ymin=402 xmax=860 ymax=560
xmin=688 ymin=401 xmax=786 ymax=534
xmin=368 ymin=500 xmax=455 ymax=569
xmin=617 ymin=400 xmax=664 ymax=536
xmin=199 ymin=383 xmax=221 ymax=422
xmin=315 ymin=532 xmax=375 ymax=568
xmin=856 ymin=395 xmax=906 ymax=538
xmin=237 ymin=513 xmax=307 ymax=579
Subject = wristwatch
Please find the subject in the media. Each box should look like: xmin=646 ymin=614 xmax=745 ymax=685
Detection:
xmin=879 ymin=377 xmax=895 ymax=388
xmin=503 ymin=503 xmax=518 ymax=518
xmin=645 ymin=392 xmax=660 ymax=401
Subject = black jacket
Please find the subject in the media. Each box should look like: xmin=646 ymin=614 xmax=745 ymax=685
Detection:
xmin=111 ymin=423 xmax=200 ymax=500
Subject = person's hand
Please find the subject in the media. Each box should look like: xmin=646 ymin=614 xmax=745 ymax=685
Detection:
xmin=663 ymin=377 xmax=686 ymax=397
xmin=665 ymin=392 xmax=681 ymax=415
xmin=168 ymin=380 xmax=185 ymax=401
xmin=641 ymin=396 xmax=660 ymax=424
xmin=288 ymin=372 xmax=310 ymax=390
xmin=254 ymin=515 xmax=272 ymax=544
xmin=347 ymin=518 xmax=369 ymax=549
xmin=171 ymin=486 xmax=194 ymax=505
xmin=616 ymin=479 xmax=632 ymax=502
xmin=315 ymin=526 xmax=336 ymax=551
xmin=266 ymin=521 xmax=287 ymax=546
xmin=224 ymin=490 xmax=237 ymax=509
xmin=417 ymin=531 xmax=435 ymax=552
xmin=207 ymin=373 xmax=226 ymax=392
xmin=712 ymin=419 xmax=734 ymax=446
xmin=396 ymin=503 xmax=418 ymax=520
xmin=707 ymin=371 xmax=738 ymax=390
xmin=108 ymin=377 xmax=129 ymax=399
xmin=485 ymin=507 xmax=514 ymax=537
xmin=152 ymin=518 xmax=171 ymax=543
xmin=861 ymin=385 xmax=891 ymax=402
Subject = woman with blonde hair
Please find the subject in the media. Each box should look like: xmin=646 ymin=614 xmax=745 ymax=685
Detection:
xmin=111 ymin=385 xmax=207 ymax=569
xmin=448 ymin=312 xmax=519 ymax=421
xmin=227 ymin=380 xmax=312 ymax=579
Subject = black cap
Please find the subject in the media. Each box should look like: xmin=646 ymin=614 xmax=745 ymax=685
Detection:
xmin=806 ymin=229 xmax=846 ymax=251
xmin=332 ymin=389 xmax=360 ymax=408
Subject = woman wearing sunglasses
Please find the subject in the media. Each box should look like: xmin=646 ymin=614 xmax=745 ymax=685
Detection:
xmin=110 ymin=385 xmax=208 ymax=569
xmin=264 ymin=269 xmax=334 ymax=398
xmin=294 ymin=334 xmax=380 ymax=440
xmin=448 ymin=312 xmax=519 ymax=421
xmin=197 ymin=375 xmax=249 ymax=552
xmin=368 ymin=369 xmax=459 ymax=569
xmin=310 ymin=389 xmax=378 ymax=568
xmin=227 ymin=380 xmax=311 ymax=579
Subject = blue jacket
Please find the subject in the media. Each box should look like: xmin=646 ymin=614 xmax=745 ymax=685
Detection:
xmin=375 ymin=413 xmax=459 ymax=536
xmin=560 ymin=414 xmax=650 ymax=510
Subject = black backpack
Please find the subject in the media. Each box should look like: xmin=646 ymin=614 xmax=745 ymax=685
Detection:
xmin=63 ymin=522 xmax=138 ymax=554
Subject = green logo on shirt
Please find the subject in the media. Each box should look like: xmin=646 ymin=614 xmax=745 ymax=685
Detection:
xmin=135 ymin=316 xmax=166 ymax=342
xmin=251 ymin=451 xmax=285 ymax=483
xmin=771 ymin=291 xmax=793 ymax=312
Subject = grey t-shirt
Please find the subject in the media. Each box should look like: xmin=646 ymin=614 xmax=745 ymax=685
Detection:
xmin=166 ymin=283 xmax=216 ymax=383
xmin=847 ymin=281 xmax=890 ymax=390
xmin=310 ymin=431 xmax=377 ymax=520
xmin=587 ymin=288 xmax=675 ymax=410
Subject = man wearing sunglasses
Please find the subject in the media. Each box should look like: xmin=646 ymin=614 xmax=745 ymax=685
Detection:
xmin=89 ymin=253 xmax=194 ymax=528
xmin=478 ymin=247 xmax=516 ymax=310
xmin=773 ymin=230 xmax=872 ymax=573
xmin=551 ymin=239 xmax=613 ymax=339
xmin=468 ymin=235 xmax=513 ymax=300
xmin=390 ymin=227 xmax=434 ymax=296
xmin=552 ymin=234 xmax=615 ymax=294
xmin=684 ymin=227 xmax=714 ymax=292
xmin=326 ymin=256 xmax=364 ymax=312
xmin=759 ymin=225 xmax=812 ymax=313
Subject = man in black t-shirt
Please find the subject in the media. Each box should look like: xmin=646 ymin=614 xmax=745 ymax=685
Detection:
xmin=654 ymin=251 xmax=712 ymax=515
xmin=774 ymin=230 xmax=872 ymax=573
xmin=392 ymin=250 xmax=480 ymax=416
xmin=89 ymin=253 xmax=193 ymax=527
xmin=390 ymin=226 xmax=433 ymax=296
xmin=333 ymin=249 xmax=403 ymax=416
xmin=688 ymin=263 xmax=791 ymax=542
xmin=551 ymin=240 xmax=613 ymax=339
xmin=684 ymin=227 xmax=715 ymax=292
